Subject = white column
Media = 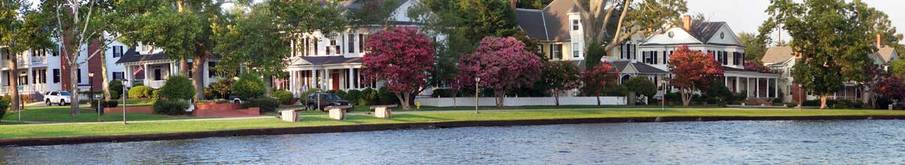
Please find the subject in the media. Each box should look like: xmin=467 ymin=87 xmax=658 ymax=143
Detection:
xmin=324 ymin=69 xmax=330 ymax=90
xmin=735 ymin=77 xmax=741 ymax=95
xmin=143 ymin=63 xmax=150 ymax=86
xmin=747 ymin=78 xmax=753 ymax=98
xmin=289 ymin=71 xmax=296 ymax=95
xmin=125 ymin=65 xmax=132 ymax=87
xmin=756 ymin=78 xmax=761 ymax=98
xmin=348 ymin=67 xmax=354 ymax=90
xmin=774 ymin=78 xmax=779 ymax=98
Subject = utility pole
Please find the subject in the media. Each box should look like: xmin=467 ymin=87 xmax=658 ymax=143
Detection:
xmin=475 ymin=77 xmax=480 ymax=114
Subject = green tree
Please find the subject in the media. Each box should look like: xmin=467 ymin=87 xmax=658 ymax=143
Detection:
xmin=760 ymin=0 xmax=882 ymax=109
xmin=593 ymin=0 xmax=687 ymax=63
xmin=214 ymin=3 xmax=284 ymax=96
xmin=112 ymin=0 xmax=223 ymax=101
xmin=232 ymin=74 xmax=266 ymax=100
xmin=541 ymin=61 xmax=581 ymax=106
xmin=737 ymin=32 xmax=767 ymax=63
xmin=2 ymin=0 xmax=54 ymax=115
xmin=892 ymin=59 xmax=905 ymax=77
xmin=159 ymin=76 xmax=195 ymax=101
xmin=624 ymin=77 xmax=657 ymax=105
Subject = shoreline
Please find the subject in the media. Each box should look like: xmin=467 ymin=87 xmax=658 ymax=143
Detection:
xmin=2 ymin=115 xmax=903 ymax=147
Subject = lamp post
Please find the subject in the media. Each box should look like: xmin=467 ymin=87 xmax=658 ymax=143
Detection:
xmin=89 ymin=73 xmax=99 ymax=121
xmin=475 ymin=77 xmax=480 ymax=114
xmin=122 ymin=80 xmax=128 ymax=125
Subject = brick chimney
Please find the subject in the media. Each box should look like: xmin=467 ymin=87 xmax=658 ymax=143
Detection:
xmin=682 ymin=15 xmax=692 ymax=31
xmin=876 ymin=33 xmax=883 ymax=48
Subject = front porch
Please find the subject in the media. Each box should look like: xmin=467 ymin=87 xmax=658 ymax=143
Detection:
xmin=285 ymin=56 xmax=374 ymax=97
xmin=123 ymin=61 xmax=177 ymax=89
xmin=724 ymin=70 xmax=781 ymax=99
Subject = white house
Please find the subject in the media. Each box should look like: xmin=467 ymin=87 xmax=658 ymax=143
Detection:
xmin=283 ymin=0 xmax=444 ymax=96
xmin=613 ymin=15 xmax=782 ymax=100
xmin=114 ymin=44 xmax=220 ymax=89
xmin=514 ymin=0 xmax=587 ymax=62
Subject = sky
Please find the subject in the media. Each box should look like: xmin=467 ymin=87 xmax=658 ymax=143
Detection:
xmin=687 ymin=0 xmax=905 ymax=44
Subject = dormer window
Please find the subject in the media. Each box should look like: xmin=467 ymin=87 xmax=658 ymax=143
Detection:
xmin=572 ymin=20 xmax=580 ymax=31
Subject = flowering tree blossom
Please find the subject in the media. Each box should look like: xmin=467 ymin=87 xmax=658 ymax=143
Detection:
xmin=581 ymin=62 xmax=619 ymax=106
xmin=456 ymin=37 xmax=543 ymax=108
xmin=362 ymin=27 xmax=435 ymax=110
xmin=873 ymin=76 xmax=905 ymax=104
xmin=668 ymin=45 xmax=724 ymax=106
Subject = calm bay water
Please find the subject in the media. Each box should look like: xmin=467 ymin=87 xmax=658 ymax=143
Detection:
xmin=3 ymin=120 xmax=905 ymax=164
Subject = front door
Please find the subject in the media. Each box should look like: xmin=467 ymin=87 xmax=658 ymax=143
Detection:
xmin=331 ymin=72 xmax=340 ymax=91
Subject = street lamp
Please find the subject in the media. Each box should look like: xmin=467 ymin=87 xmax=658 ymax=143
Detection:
xmin=122 ymin=80 xmax=128 ymax=125
xmin=475 ymin=77 xmax=480 ymax=114
xmin=88 ymin=73 xmax=100 ymax=121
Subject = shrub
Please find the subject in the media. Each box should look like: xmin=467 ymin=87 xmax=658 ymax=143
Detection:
xmin=90 ymin=100 xmax=120 ymax=108
xmin=204 ymin=79 xmax=233 ymax=100
xmin=346 ymin=90 xmax=363 ymax=106
xmin=153 ymin=99 xmax=190 ymax=115
xmin=359 ymin=88 xmax=378 ymax=106
xmin=151 ymin=89 xmax=161 ymax=101
xmin=377 ymin=87 xmax=398 ymax=105
xmin=108 ymin=80 xmax=124 ymax=100
xmin=272 ymin=90 xmax=294 ymax=105
xmin=231 ymin=74 xmax=266 ymax=100
xmin=431 ymin=88 xmax=458 ymax=97
xmin=0 ymin=96 xmax=9 ymax=120
xmin=299 ymin=88 xmax=319 ymax=104
xmin=128 ymin=85 xmax=151 ymax=99
xmin=159 ymin=76 xmax=195 ymax=100
xmin=242 ymin=97 xmax=280 ymax=113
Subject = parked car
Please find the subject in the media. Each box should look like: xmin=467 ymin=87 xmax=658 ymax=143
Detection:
xmin=305 ymin=92 xmax=351 ymax=112
xmin=44 ymin=91 xmax=73 ymax=106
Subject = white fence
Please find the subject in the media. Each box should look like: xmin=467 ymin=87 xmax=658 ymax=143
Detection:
xmin=415 ymin=96 xmax=626 ymax=107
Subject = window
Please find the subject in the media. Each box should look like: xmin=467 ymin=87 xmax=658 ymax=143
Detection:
xmin=652 ymin=51 xmax=659 ymax=64
xmin=553 ymin=44 xmax=563 ymax=59
xmin=572 ymin=20 xmax=579 ymax=30
xmin=53 ymin=69 xmax=60 ymax=83
xmin=113 ymin=46 xmax=123 ymax=58
xmin=327 ymin=39 xmax=333 ymax=55
xmin=77 ymin=69 xmax=82 ymax=83
xmin=333 ymin=36 xmax=341 ymax=55
xmin=643 ymin=51 xmax=652 ymax=64
xmin=732 ymin=52 xmax=741 ymax=65
xmin=208 ymin=62 xmax=217 ymax=78
xmin=348 ymin=33 xmax=355 ymax=53
xmin=313 ymin=38 xmax=319 ymax=55
xmin=572 ymin=43 xmax=580 ymax=58
xmin=359 ymin=34 xmax=365 ymax=52
xmin=18 ymin=71 xmax=27 ymax=85
xmin=154 ymin=69 xmax=162 ymax=80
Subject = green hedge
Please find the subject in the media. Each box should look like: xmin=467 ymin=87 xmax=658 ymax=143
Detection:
xmin=128 ymin=86 xmax=152 ymax=99
xmin=159 ymin=76 xmax=195 ymax=100
xmin=153 ymin=99 xmax=190 ymax=115
xmin=231 ymin=74 xmax=266 ymax=100
xmin=272 ymin=90 xmax=294 ymax=105
xmin=108 ymin=80 xmax=124 ymax=100
xmin=241 ymin=97 xmax=280 ymax=113
xmin=0 ymin=96 xmax=9 ymax=120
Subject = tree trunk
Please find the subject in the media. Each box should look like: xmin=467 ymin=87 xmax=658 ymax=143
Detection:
xmin=396 ymin=93 xmax=410 ymax=110
xmin=628 ymin=92 xmax=636 ymax=106
xmin=681 ymin=89 xmax=691 ymax=107
xmin=8 ymin=53 xmax=19 ymax=116
xmin=69 ymin=62 xmax=80 ymax=116
xmin=495 ymin=92 xmax=504 ymax=109
xmin=596 ymin=94 xmax=601 ymax=106
xmin=100 ymin=41 xmax=110 ymax=101
xmin=603 ymin=0 xmax=633 ymax=55
xmin=553 ymin=89 xmax=560 ymax=106
xmin=192 ymin=53 xmax=206 ymax=101
xmin=264 ymin=75 xmax=274 ymax=97
xmin=179 ymin=57 xmax=188 ymax=76
xmin=819 ymin=95 xmax=828 ymax=109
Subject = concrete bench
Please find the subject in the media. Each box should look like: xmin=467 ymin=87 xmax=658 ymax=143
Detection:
xmin=370 ymin=105 xmax=397 ymax=119
xmin=326 ymin=105 xmax=353 ymax=120
xmin=280 ymin=109 xmax=305 ymax=122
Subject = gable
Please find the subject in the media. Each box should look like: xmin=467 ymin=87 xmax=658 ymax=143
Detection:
xmin=705 ymin=25 xmax=742 ymax=46
xmin=642 ymin=27 xmax=703 ymax=45
xmin=388 ymin=0 xmax=416 ymax=23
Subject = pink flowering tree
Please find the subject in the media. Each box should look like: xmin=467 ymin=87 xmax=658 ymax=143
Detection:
xmin=456 ymin=37 xmax=543 ymax=108
xmin=362 ymin=27 xmax=435 ymax=110
xmin=668 ymin=45 xmax=724 ymax=106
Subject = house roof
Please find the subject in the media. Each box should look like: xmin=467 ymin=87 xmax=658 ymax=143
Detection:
xmin=514 ymin=0 xmax=588 ymax=42
xmin=760 ymin=46 xmax=794 ymax=64
xmin=877 ymin=46 xmax=897 ymax=63
xmin=610 ymin=61 xmax=669 ymax=75
xmin=116 ymin=48 xmax=169 ymax=64
xmin=300 ymin=56 xmax=362 ymax=65
xmin=689 ymin=22 xmax=727 ymax=43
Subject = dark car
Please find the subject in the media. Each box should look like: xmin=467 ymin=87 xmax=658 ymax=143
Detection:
xmin=306 ymin=92 xmax=352 ymax=111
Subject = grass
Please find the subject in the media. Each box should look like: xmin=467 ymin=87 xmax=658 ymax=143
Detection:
xmin=1 ymin=105 xmax=193 ymax=123
xmin=4 ymin=107 xmax=905 ymax=139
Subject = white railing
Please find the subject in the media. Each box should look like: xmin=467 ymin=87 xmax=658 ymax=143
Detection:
xmin=30 ymin=56 xmax=47 ymax=65
xmin=148 ymin=80 xmax=166 ymax=89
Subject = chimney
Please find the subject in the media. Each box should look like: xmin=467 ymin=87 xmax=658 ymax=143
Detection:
xmin=510 ymin=0 xmax=517 ymax=9
xmin=682 ymin=15 xmax=692 ymax=31
xmin=876 ymin=33 xmax=883 ymax=48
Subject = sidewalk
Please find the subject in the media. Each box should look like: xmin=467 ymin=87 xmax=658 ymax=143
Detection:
xmin=1 ymin=116 xmax=275 ymax=126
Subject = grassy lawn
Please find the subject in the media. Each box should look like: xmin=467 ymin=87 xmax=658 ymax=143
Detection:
xmin=1 ymin=105 xmax=193 ymax=123
xmin=4 ymin=108 xmax=905 ymax=139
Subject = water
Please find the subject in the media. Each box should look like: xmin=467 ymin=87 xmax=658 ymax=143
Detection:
xmin=4 ymin=120 xmax=905 ymax=164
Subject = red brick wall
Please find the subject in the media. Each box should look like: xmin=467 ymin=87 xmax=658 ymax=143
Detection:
xmin=60 ymin=38 xmax=103 ymax=91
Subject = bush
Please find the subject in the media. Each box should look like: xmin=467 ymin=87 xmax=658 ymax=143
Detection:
xmin=128 ymin=85 xmax=151 ymax=99
xmin=358 ymin=88 xmax=378 ymax=106
xmin=242 ymin=97 xmax=280 ymax=113
xmin=231 ymin=74 xmax=266 ymax=100
xmin=272 ymin=90 xmax=294 ymax=105
xmin=108 ymin=80 xmax=124 ymax=100
xmin=90 ymin=100 xmax=120 ymax=108
xmin=346 ymin=90 xmax=363 ymax=106
xmin=431 ymin=88 xmax=458 ymax=97
xmin=159 ymin=76 xmax=195 ymax=100
xmin=204 ymin=79 xmax=233 ymax=100
xmin=0 ymin=96 xmax=9 ymax=120
xmin=299 ymin=88 xmax=319 ymax=104
xmin=377 ymin=87 xmax=398 ymax=105
xmin=153 ymin=99 xmax=190 ymax=115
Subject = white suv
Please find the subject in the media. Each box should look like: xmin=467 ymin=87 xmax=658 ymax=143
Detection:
xmin=44 ymin=91 xmax=73 ymax=106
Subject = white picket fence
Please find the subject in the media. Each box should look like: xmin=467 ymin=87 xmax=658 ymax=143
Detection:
xmin=415 ymin=96 xmax=626 ymax=107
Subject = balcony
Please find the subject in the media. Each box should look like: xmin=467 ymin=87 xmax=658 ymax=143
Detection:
xmin=30 ymin=56 xmax=48 ymax=66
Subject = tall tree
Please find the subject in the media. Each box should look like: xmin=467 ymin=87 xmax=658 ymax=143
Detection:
xmin=1 ymin=0 xmax=54 ymax=114
xmin=759 ymin=0 xmax=881 ymax=109
xmin=873 ymin=75 xmax=905 ymax=105
xmin=112 ymin=0 xmax=222 ymax=101
xmin=541 ymin=61 xmax=581 ymax=106
xmin=213 ymin=3 xmax=286 ymax=97
xmin=43 ymin=0 xmax=112 ymax=115
xmin=737 ymin=32 xmax=767 ymax=63
xmin=456 ymin=37 xmax=542 ymax=108
xmin=585 ymin=0 xmax=687 ymax=64
xmin=668 ymin=46 xmax=723 ymax=106
xmin=362 ymin=28 xmax=435 ymax=110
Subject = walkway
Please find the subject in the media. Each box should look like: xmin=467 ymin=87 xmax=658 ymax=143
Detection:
xmin=0 ymin=116 xmax=275 ymax=126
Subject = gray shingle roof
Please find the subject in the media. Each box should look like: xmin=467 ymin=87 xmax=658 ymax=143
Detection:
xmin=115 ymin=48 xmax=169 ymax=64
xmin=514 ymin=0 xmax=588 ymax=42
xmin=689 ymin=22 xmax=726 ymax=43
xmin=301 ymin=56 xmax=362 ymax=65
xmin=610 ymin=61 xmax=668 ymax=75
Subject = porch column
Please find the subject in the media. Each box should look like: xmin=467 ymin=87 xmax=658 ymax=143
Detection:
xmin=735 ymin=77 xmax=741 ymax=95
xmin=143 ymin=63 xmax=150 ymax=86
xmin=348 ymin=67 xmax=354 ymax=90
xmin=324 ymin=68 xmax=331 ymax=90
xmin=289 ymin=71 xmax=296 ymax=96
xmin=756 ymin=78 xmax=761 ymax=98
xmin=125 ymin=65 xmax=132 ymax=87
xmin=747 ymin=78 xmax=753 ymax=98
xmin=774 ymin=78 xmax=779 ymax=98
